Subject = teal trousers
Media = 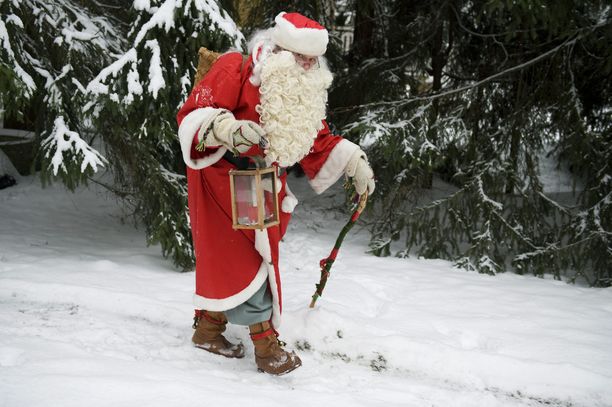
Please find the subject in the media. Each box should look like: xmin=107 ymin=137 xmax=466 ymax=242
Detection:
xmin=224 ymin=281 xmax=272 ymax=326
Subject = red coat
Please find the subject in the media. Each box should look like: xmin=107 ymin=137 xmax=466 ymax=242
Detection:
xmin=176 ymin=52 xmax=360 ymax=327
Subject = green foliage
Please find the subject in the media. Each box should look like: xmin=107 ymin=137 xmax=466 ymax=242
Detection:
xmin=0 ymin=0 xmax=124 ymax=183
xmin=1 ymin=0 xmax=243 ymax=271
xmin=84 ymin=0 xmax=244 ymax=270
xmin=0 ymin=63 xmax=29 ymax=123
xmin=3 ymin=0 xmax=609 ymax=281
xmin=333 ymin=0 xmax=612 ymax=286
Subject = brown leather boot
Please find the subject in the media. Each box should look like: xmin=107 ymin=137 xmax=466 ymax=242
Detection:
xmin=192 ymin=310 xmax=245 ymax=358
xmin=249 ymin=321 xmax=302 ymax=375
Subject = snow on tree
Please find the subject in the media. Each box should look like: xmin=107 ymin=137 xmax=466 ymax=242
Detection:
xmin=1 ymin=0 xmax=244 ymax=269
xmin=0 ymin=0 xmax=124 ymax=189
xmin=330 ymin=0 xmax=611 ymax=286
xmin=3 ymin=0 xmax=609 ymax=283
xmin=83 ymin=0 xmax=244 ymax=269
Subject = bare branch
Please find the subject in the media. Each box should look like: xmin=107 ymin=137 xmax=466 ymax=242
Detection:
xmin=333 ymin=30 xmax=590 ymax=113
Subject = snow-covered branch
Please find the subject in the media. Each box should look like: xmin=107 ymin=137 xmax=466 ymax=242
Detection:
xmin=0 ymin=18 xmax=36 ymax=96
xmin=86 ymin=48 xmax=138 ymax=96
xmin=160 ymin=165 xmax=187 ymax=195
xmin=145 ymin=40 xmax=164 ymax=99
xmin=133 ymin=0 xmax=178 ymax=47
xmin=475 ymin=175 xmax=503 ymax=211
xmin=43 ymin=116 xmax=107 ymax=176
xmin=86 ymin=0 xmax=243 ymax=103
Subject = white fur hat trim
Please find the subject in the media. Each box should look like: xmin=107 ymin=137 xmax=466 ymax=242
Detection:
xmin=271 ymin=12 xmax=329 ymax=57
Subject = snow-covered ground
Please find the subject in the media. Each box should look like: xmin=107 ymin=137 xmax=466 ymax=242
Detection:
xmin=1 ymin=174 xmax=611 ymax=407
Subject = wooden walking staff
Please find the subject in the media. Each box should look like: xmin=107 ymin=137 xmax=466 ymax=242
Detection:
xmin=309 ymin=192 xmax=369 ymax=308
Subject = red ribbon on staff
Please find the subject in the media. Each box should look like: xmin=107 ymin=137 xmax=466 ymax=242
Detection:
xmin=309 ymin=192 xmax=369 ymax=308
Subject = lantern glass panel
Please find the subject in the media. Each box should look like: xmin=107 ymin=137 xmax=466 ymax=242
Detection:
xmin=261 ymin=171 xmax=277 ymax=224
xmin=233 ymin=173 xmax=259 ymax=226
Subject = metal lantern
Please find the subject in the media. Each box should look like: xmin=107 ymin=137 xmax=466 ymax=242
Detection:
xmin=229 ymin=164 xmax=280 ymax=230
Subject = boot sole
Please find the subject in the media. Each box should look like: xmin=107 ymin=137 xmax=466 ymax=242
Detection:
xmin=257 ymin=360 xmax=302 ymax=376
xmin=193 ymin=343 xmax=245 ymax=359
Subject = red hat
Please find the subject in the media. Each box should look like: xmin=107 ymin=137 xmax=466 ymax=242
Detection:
xmin=271 ymin=12 xmax=329 ymax=57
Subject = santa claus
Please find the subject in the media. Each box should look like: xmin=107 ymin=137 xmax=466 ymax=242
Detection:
xmin=176 ymin=12 xmax=375 ymax=375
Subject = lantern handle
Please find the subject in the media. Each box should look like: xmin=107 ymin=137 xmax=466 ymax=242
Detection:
xmin=252 ymin=155 xmax=267 ymax=169
xmin=252 ymin=136 xmax=270 ymax=169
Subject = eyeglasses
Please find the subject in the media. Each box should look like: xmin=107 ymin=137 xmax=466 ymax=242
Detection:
xmin=273 ymin=47 xmax=320 ymax=69
xmin=292 ymin=53 xmax=320 ymax=71
xmin=292 ymin=53 xmax=318 ymax=65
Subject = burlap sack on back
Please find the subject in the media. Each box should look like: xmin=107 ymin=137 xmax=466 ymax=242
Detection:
xmin=193 ymin=47 xmax=221 ymax=89
xmin=192 ymin=47 xmax=249 ymax=91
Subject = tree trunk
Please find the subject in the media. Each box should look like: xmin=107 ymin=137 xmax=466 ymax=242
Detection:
xmin=506 ymin=74 xmax=525 ymax=194
xmin=350 ymin=0 xmax=377 ymax=63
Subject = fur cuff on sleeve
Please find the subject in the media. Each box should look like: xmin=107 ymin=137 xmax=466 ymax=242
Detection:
xmin=308 ymin=139 xmax=361 ymax=194
xmin=178 ymin=107 xmax=227 ymax=169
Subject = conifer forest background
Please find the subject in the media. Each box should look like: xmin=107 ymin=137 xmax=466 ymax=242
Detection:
xmin=1 ymin=0 xmax=610 ymax=285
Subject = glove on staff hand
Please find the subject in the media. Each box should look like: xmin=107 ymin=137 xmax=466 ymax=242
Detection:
xmin=345 ymin=149 xmax=375 ymax=195
xmin=198 ymin=111 xmax=266 ymax=154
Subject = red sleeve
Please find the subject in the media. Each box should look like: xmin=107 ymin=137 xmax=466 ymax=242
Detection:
xmin=177 ymin=52 xmax=243 ymax=125
xmin=299 ymin=120 xmax=343 ymax=179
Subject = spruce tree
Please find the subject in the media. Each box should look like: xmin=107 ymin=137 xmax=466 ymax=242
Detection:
xmin=1 ymin=0 xmax=244 ymax=270
xmin=331 ymin=0 xmax=611 ymax=286
xmin=0 ymin=0 xmax=124 ymax=188
xmin=84 ymin=0 xmax=244 ymax=269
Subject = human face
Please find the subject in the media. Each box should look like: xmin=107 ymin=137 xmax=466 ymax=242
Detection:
xmin=292 ymin=52 xmax=318 ymax=71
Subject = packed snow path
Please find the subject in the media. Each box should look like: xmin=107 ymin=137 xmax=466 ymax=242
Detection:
xmin=1 ymin=176 xmax=611 ymax=407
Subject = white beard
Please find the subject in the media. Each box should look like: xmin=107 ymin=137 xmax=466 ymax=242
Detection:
xmin=255 ymin=51 xmax=333 ymax=167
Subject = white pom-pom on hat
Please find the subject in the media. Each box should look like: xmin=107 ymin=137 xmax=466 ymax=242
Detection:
xmin=271 ymin=12 xmax=329 ymax=57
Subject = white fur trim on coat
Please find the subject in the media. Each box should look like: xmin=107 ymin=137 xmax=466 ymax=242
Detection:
xmin=309 ymin=139 xmax=361 ymax=194
xmin=191 ymin=197 xmax=283 ymax=329
xmin=185 ymin=109 xmax=283 ymax=326
xmin=193 ymin=263 xmax=268 ymax=311
xmin=178 ymin=107 xmax=227 ymax=169
xmin=254 ymin=229 xmax=282 ymax=328
xmin=281 ymin=181 xmax=298 ymax=213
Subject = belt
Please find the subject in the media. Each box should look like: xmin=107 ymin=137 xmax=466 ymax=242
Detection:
xmin=223 ymin=151 xmax=287 ymax=176
xmin=222 ymin=151 xmax=252 ymax=170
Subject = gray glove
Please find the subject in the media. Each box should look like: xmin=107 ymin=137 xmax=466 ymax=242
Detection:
xmin=198 ymin=111 xmax=266 ymax=154
xmin=345 ymin=149 xmax=375 ymax=195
